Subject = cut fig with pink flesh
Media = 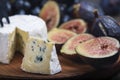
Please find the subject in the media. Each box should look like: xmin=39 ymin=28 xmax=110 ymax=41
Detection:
xmin=76 ymin=37 xmax=120 ymax=69
xmin=40 ymin=1 xmax=60 ymax=31
xmin=59 ymin=19 xmax=87 ymax=34
xmin=61 ymin=33 xmax=94 ymax=55
xmin=48 ymin=28 xmax=77 ymax=44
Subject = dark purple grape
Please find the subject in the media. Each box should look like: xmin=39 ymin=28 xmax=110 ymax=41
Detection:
xmin=59 ymin=4 xmax=67 ymax=12
xmin=67 ymin=6 xmax=74 ymax=17
xmin=38 ymin=0 xmax=48 ymax=8
xmin=16 ymin=9 xmax=26 ymax=15
xmin=59 ymin=4 xmax=67 ymax=15
xmin=14 ymin=0 xmax=24 ymax=9
xmin=55 ymin=0 xmax=74 ymax=6
xmin=31 ymin=6 xmax=40 ymax=16
xmin=28 ymin=0 xmax=41 ymax=5
xmin=23 ymin=0 xmax=31 ymax=14
xmin=23 ymin=0 xmax=31 ymax=10
xmin=28 ymin=0 xmax=48 ymax=8
xmin=60 ymin=14 xmax=72 ymax=24
xmin=100 ymin=0 xmax=120 ymax=16
xmin=62 ymin=15 xmax=71 ymax=22
xmin=58 ymin=3 xmax=72 ymax=24
xmin=10 ymin=0 xmax=25 ymax=15
xmin=6 ymin=1 xmax=11 ymax=12
xmin=74 ymin=0 xmax=81 ymax=4
xmin=28 ymin=0 xmax=42 ymax=7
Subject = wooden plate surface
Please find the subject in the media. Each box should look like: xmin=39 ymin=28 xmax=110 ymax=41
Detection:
xmin=0 ymin=53 xmax=120 ymax=80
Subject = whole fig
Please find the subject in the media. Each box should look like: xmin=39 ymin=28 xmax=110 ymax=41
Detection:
xmin=73 ymin=1 xmax=104 ymax=24
xmin=91 ymin=11 xmax=120 ymax=41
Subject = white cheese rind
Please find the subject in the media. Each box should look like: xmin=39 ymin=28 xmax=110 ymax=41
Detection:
xmin=10 ymin=15 xmax=48 ymax=41
xmin=3 ymin=15 xmax=48 ymax=41
xmin=0 ymin=27 xmax=15 ymax=64
xmin=0 ymin=33 xmax=9 ymax=63
xmin=0 ymin=15 xmax=48 ymax=64
xmin=50 ymin=46 xmax=62 ymax=74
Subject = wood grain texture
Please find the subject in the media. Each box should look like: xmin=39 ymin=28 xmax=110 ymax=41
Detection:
xmin=0 ymin=53 xmax=120 ymax=80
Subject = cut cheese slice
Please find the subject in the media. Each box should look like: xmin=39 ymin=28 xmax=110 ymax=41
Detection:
xmin=21 ymin=37 xmax=61 ymax=74
xmin=16 ymin=27 xmax=29 ymax=54
xmin=0 ymin=27 xmax=16 ymax=63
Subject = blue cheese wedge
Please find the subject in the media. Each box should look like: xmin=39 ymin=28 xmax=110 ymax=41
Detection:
xmin=21 ymin=37 xmax=61 ymax=74
xmin=0 ymin=15 xmax=48 ymax=64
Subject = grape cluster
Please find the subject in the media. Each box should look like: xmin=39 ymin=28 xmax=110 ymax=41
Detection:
xmin=8 ymin=0 xmax=44 ymax=16
xmin=7 ymin=0 xmax=120 ymax=23
xmin=6 ymin=0 xmax=80 ymax=24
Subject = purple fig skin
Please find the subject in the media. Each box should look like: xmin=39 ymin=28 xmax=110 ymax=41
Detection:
xmin=91 ymin=15 xmax=120 ymax=41
xmin=79 ymin=52 xmax=119 ymax=69
xmin=61 ymin=53 xmax=84 ymax=63
xmin=73 ymin=1 xmax=104 ymax=24
xmin=55 ymin=44 xmax=63 ymax=55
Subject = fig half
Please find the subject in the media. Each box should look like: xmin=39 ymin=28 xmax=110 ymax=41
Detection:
xmin=59 ymin=19 xmax=87 ymax=34
xmin=91 ymin=11 xmax=120 ymax=41
xmin=76 ymin=37 xmax=120 ymax=69
xmin=48 ymin=28 xmax=77 ymax=44
xmin=61 ymin=33 xmax=94 ymax=55
xmin=39 ymin=1 xmax=60 ymax=31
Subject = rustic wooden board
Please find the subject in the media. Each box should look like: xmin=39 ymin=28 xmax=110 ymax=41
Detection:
xmin=0 ymin=53 xmax=120 ymax=80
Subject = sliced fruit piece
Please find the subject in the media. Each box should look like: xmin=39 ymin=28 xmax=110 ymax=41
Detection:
xmin=39 ymin=1 xmax=60 ymax=31
xmin=91 ymin=11 xmax=120 ymax=41
xmin=59 ymin=19 xmax=87 ymax=34
xmin=48 ymin=28 xmax=77 ymax=44
xmin=76 ymin=37 xmax=120 ymax=68
xmin=61 ymin=33 xmax=94 ymax=55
